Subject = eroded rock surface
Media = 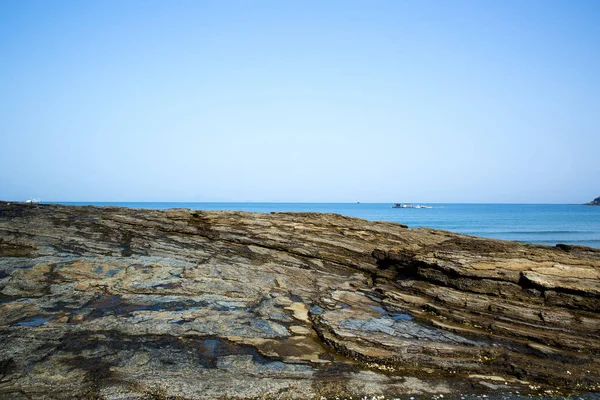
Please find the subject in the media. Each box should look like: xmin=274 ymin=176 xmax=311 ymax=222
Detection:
xmin=0 ymin=202 xmax=599 ymax=399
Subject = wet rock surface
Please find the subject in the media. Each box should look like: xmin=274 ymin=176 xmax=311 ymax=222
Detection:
xmin=0 ymin=202 xmax=599 ymax=399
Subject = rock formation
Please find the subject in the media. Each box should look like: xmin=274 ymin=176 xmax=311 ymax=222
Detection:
xmin=585 ymin=196 xmax=600 ymax=206
xmin=0 ymin=202 xmax=599 ymax=399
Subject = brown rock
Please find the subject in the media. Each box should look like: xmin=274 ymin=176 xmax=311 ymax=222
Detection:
xmin=0 ymin=202 xmax=599 ymax=399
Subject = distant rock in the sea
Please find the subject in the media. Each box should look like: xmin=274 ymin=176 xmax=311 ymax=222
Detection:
xmin=585 ymin=196 xmax=600 ymax=205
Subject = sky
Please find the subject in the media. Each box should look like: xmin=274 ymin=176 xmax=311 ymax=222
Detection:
xmin=1 ymin=0 xmax=599 ymax=203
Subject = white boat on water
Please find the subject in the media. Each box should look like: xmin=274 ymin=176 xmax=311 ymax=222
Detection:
xmin=392 ymin=203 xmax=432 ymax=209
xmin=25 ymin=198 xmax=41 ymax=204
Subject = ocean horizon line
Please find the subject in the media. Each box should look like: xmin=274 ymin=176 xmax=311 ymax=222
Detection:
xmin=9 ymin=200 xmax=594 ymax=206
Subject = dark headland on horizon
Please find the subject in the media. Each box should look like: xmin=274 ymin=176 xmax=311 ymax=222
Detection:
xmin=585 ymin=196 xmax=600 ymax=206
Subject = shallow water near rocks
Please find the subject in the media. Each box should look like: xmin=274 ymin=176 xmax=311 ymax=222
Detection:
xmin=80 ymin=295 xmax=247 ymax=320
xmin=12 ymin=315 xmax=52 ymax=327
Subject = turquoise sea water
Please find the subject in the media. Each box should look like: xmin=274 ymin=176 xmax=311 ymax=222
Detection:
xmin=55 ymin=202 xmax=600 ymax=249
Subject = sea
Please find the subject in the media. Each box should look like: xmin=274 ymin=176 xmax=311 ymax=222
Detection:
xmin=55 ymin=202 xmax=600 ymax=249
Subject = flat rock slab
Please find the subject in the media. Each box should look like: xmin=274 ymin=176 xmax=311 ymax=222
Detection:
xmin=1 ymin=202 xmax=600 ymax=399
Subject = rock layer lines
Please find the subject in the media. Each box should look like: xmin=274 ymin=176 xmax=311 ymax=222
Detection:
xmin=0 ymin=202 xmax=599 ymax=399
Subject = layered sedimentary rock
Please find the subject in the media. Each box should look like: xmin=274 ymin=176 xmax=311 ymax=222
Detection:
xmin=0 ymin=202 xmax=599 ymax=399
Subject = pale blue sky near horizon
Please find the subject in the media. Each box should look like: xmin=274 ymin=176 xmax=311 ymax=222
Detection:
xmin=1 ymin=0 xmax=599 ymax=203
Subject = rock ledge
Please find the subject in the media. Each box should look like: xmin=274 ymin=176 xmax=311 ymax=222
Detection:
xmin=0 ymin=202 xmax=599 ymax=399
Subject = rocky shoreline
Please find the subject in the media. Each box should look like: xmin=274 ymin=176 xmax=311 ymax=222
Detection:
xmin=1 ymin=202 xmax=599 ymax=399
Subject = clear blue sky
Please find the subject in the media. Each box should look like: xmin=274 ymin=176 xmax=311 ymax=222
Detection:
xmin=1 ymin=0 xmax=599 ymax=203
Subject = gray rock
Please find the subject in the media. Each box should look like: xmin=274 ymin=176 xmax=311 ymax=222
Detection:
xmin=0 ymin=202 xmax=599 ymax=398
